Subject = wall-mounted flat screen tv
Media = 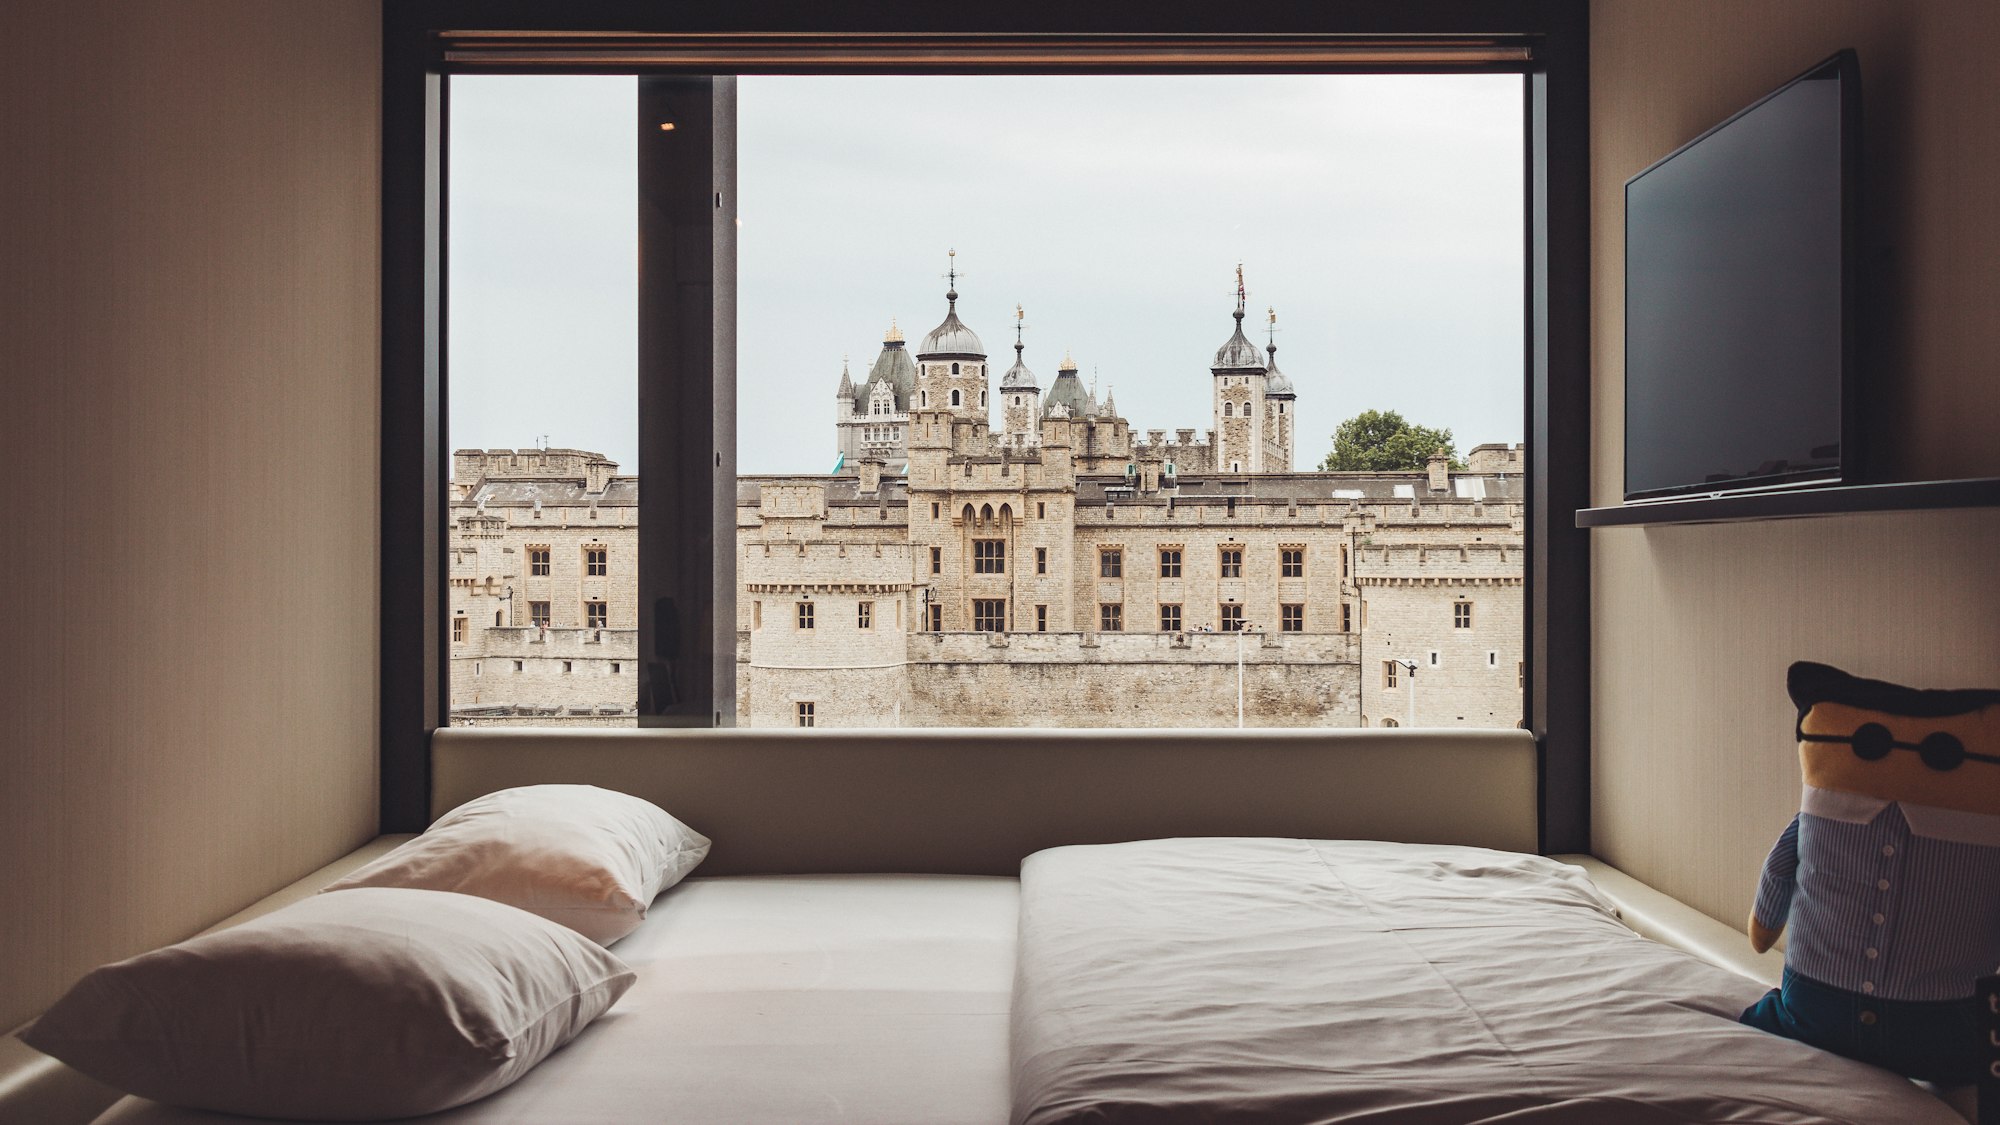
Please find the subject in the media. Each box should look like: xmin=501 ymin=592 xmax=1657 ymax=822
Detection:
xmin=1624 ymin=50 xmax=1859 ymax=502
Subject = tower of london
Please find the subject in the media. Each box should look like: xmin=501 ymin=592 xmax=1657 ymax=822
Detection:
xmin=447 ymin=262 xmax=1526 ymax=730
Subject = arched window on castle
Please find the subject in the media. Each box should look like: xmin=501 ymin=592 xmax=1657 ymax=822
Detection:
xmin=951 ymin=389 xmax=962 ymax=407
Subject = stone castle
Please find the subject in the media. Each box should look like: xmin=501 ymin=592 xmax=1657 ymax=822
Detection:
xmin=448 ymin=264 xmax=1526 ymax=729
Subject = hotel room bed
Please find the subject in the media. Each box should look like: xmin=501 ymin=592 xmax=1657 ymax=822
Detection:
xmin=82 ymin=839 xmax=1963 ymax=1125
xmin=1011 ymin=838 xmax=1963 ymax=1125
xmin=90 ymin=874 xmax=1020 ymax=1125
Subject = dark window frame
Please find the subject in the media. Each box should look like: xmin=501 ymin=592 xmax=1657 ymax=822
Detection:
xmin=1219 ymin=546 xmax=1243 ymax=579
xmin=1281 ymin=603 xmax=1303 ymax=632
xmin=973 ymin=538 xmax=1006 ymax=574
xmin=1099 ymin=602 xmax=1124 ymax=632
xmin=1160 ymin=603 xmax=1182 ymax=632
xmin=1099 ymin=547 xmax=1123 ymax=579
xmin=1159 ymin=547 xmax=1182 ymax=578
xmin=973 ymin=598 xmax=1007 ymax=632
xmin=383 ymin=1 xmax=1591 ymax=853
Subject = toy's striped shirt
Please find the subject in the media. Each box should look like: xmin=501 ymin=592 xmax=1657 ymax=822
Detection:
xmin=1754 ymin=786 xmax=2000 ymax=1002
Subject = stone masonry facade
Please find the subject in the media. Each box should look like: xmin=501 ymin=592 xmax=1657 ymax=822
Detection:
xmin=447 ymin=269 xmax=1525 ymax=729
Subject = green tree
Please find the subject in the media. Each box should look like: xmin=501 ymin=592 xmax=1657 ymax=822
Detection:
xmin=1317 ymin=410 xmax=1464 ymax=472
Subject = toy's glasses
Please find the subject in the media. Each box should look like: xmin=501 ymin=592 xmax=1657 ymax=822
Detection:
xmin=1799 ymin=722 xmax=2000 ymax=772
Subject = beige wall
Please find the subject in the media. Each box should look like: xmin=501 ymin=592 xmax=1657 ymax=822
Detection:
xmin=0 ymin=1 xmax=381 ymax=1031
xmin=1590 ymin=1 xmax=2000 ymax=928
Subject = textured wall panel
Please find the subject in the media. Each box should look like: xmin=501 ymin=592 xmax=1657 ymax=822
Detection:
xmin=1590 ymin=0 xmax=2000 ymax=928
xmin=0 ymin=0 xmax=381 ymax=1032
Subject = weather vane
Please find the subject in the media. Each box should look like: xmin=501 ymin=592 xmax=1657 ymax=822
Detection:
xmin=1015 ymin=303 xmax=1026 ymax=350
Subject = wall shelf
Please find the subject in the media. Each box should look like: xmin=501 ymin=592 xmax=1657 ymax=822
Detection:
xmin=1575 ymin=477 xmax=2000 ymax=528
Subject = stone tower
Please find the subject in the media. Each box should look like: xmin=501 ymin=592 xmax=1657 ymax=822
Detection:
xmin=1263 ymin=307 xmax=1296 ymax=472
xmin=999 ymin=303 xmax=1041 ymax=447
xmin=913 ymin=250 xmax=990 ymax=423
xmin=1211 ymin=265 xmax=1269 ymax=473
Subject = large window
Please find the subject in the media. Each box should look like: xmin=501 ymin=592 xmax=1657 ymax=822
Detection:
xmin=435 ymin=59 xmax=1539 ymax=738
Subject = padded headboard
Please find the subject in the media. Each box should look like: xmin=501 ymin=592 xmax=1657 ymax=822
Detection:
xmin=432 ymin=727 xmax=1540 ymax=874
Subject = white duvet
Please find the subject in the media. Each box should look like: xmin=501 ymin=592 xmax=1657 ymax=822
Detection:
xmin=1011 ymin=838 xmax=1961 ymax=1125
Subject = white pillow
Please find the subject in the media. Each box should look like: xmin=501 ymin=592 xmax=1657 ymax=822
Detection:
xmin=23 ymin=887 xmax=634 ymax=1121
xmin=323 ymin=784 xmax=710 ymax=944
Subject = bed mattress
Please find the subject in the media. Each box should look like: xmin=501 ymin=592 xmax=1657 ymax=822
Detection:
xmin=1011 ymin=838 xmax=1963 ymax=1125
xmin=93 ymin=874 xmax=1018 ymax=1125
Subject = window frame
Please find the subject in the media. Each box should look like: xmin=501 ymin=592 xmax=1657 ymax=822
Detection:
xmin=1099 ymin=602 xmax=1124 ymax=632
xmin=383 ymin=1 xmax=1592 ymax=853
xmin=1158 ymin=546 xmax=1182 ymax=578
xmin=1280 ymin=603 xmax=1303 ymax=632
xmin=1099 ymin=547 xmax=1123 ymax=579
xmin=973 ymin=538 xmax=1006 ymax=574
xmin=1159 ymin=602 xmax=1182 ymax=632
xmin=973 ymin=598 xmax=1007 ymax=632
xmin=1219 ymin=546 xmax=1243 ymax=579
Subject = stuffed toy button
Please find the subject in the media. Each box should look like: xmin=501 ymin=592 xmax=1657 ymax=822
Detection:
xmin=1742 ymin=661 xmax=2000 ymax=1084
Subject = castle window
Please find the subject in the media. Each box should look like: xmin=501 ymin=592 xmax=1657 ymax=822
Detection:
xmin=752 ymin=600 xmax=762 ymax=629
xmin=586 ymin=600 xmax=607 ymax=628
xmin=1341 ymin=603 xmax=1354 ymax=633
xmin=529 ymin=601 xmax=550 ymax=628
xmin=513 ymin=660 xmax=523 ymax=672
xmin=1035 ymin=546 xmax=1047 ymax=574
xmin=1384 ymin=660 xmax=1400 ymax=689
xmin=1281 ymin=603 xmax=1304 ymax=632
xmin=973 ymin=599 xmax=1006 ymax=632
xmin=921 ymin=390 xmax=928 ymax=407
xmin=585 ymin=546 xmax=607 ymax=576
xmin=1037 ymin=501 xmax=1046 ymax=519
xmin=931 ymin=502 xmax=940 ymax=519
xmin=1099 ymin=603 xmax=1124 ymax=631
xmin=529 ymin=546 xmax=550 ymax=576
xmin=562 ymin=661 xmax=573 ymax=674
xmin=930 ymin=546 xmax=942 ymax=574
xmin=858 ymin=601 xmax=873 ymax=629
xmin=1036 ymin=604 xmax=1048 ymax=632
xmin=495 ymin=610 xmax=503 ymax=626
xmin=1381 ymin=717 xmax=1400 ymax=728
xmin=797 ymin=601 xmax=815 ymax=630
xmin=981 ymin=390 xmax=987 ymax=407
xmin=951 ymin=362 xmax=960 ymax=375
xmin=1341 ymin=546 xmax=1350 ymax=578
xmin=473 ymin=662 xmax=481 ymax=676
xmin=973 ymin=539 xmax=1005 ymax=573
xmin=1159 ymin=547 xmax=1182 ymax=578
xmin=611 ymin=662 xmax=621 ymax=673
xmin=1454 ymin=601 xmax=1474 ymax=628
xmin=1224 ymin=402 xmax=1234 ymax=417
xmin=796 ymin=701 xmax=815 ymax=727
xmin=1099 ymin=548 xmax=1123 ymax=578
xmin=1159 ymin=603 xmax=1182 ymax=632
xmin=951 ymin=389 xmax=962 ymax=406
xmin=927 ymin=603 xmax=942 ymax=631
xmin=452 ymin=616 xmax=466 ymax=643
xmin=1219 ymin=604 xmax=1245 ymax=631
xmin=1280 ymin=547 xmax=1304 ymax=577
xmin=1219 ymin=547 xmax=1242 ymax=578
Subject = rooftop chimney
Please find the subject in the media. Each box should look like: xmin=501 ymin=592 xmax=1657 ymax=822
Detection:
xmin=1427 ymin=449 xmax=1451 ymax=493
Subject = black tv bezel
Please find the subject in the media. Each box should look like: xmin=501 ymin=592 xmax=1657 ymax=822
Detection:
xmin=1622 ymin=48 xmax=1861 ymax=503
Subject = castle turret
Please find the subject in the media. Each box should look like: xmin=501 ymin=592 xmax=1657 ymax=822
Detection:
xmin=1042 ymin=350 xmax=1089 ymax=420
xmin=999 ymin=303 xmax=1041 ymax=447
xmin=1211 ymin=264 xmax=1269 ymax=474
xmin=1262 ymin=307 xmax=1296 ymax=471
xmin=913 ymin=250 xmax=990 ymax=423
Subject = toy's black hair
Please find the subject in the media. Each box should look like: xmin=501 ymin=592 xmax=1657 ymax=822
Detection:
xmin=1789 ymin=661 xmax=2000 ymax=721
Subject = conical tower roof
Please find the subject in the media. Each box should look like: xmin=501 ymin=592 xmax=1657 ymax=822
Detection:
xmin=1042 ymin=350 xmax=1090 ymax=418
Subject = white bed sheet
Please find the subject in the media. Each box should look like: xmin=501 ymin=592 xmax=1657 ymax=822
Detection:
xmin=94 ymin=874 xmax=1018 ymax=1125
xmin=1012 ymin=838 xmax=1964 ymax=1125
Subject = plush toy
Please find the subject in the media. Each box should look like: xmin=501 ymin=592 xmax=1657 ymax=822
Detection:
xmin=1742 ymin=660 xmax=2000 ymax=1084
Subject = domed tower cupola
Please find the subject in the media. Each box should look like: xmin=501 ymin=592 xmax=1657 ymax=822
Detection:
xmin=1212 ymin=264 xmax=1271 ymax=473
xmin=1000 ymin=303 xmax=1043 ymax=445
xmin=913 ymin=249 xmax=990 ymax=420
xmin=1262 ymin=307 xmax=1296 ymax=471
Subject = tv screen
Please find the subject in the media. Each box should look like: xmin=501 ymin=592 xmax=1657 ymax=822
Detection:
xmin=1624 ymin=50 xmax=1858 ymax=501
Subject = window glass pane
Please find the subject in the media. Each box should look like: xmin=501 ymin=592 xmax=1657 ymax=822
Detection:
xmin=446 ymin=75 xmax=637 ymax=727
xmin=724 ymin=74 xmax=1526 ymax=728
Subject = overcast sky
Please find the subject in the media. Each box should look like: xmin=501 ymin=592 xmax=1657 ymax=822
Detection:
xmin=449 ymin=74 xmax=1523 ymax=476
